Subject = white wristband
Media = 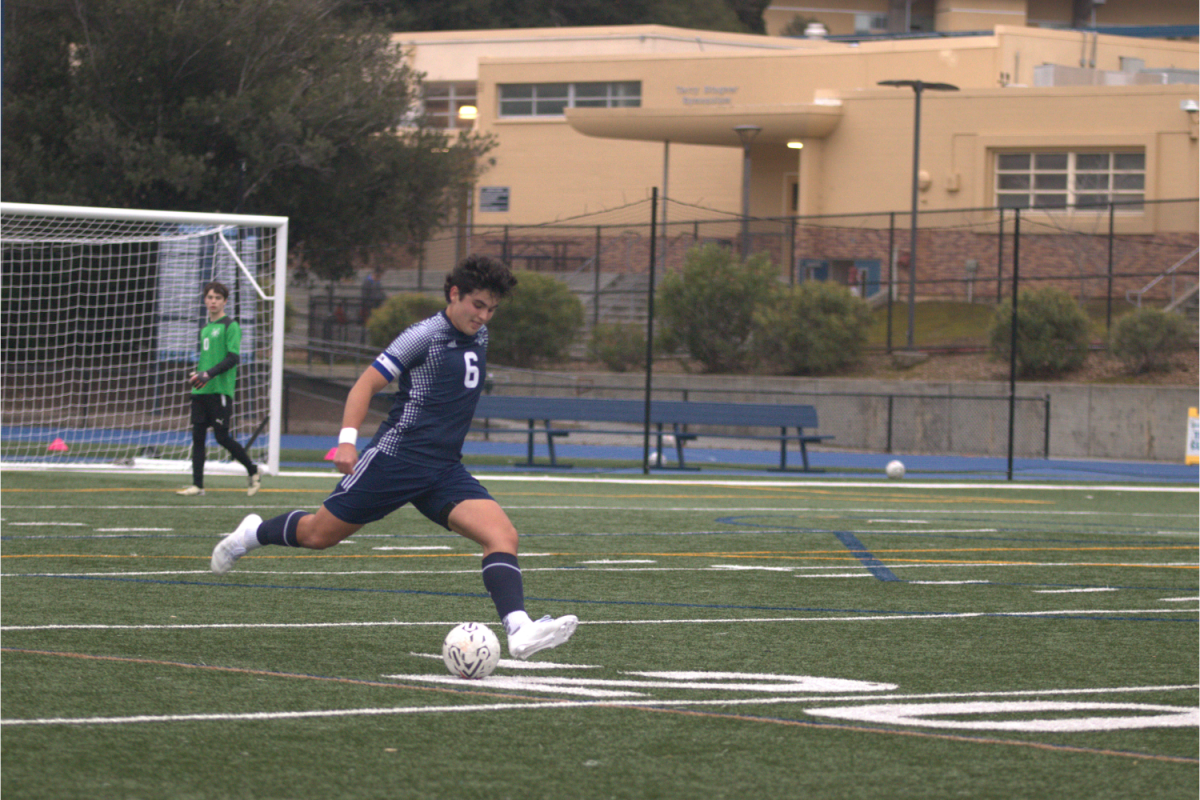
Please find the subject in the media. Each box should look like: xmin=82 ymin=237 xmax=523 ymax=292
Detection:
xmin=338 ymin=427 xmax=358 ymax=446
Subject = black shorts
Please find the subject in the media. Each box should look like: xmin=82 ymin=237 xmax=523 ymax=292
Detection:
xmin=191 ymin=393 xmax=232 ymax=428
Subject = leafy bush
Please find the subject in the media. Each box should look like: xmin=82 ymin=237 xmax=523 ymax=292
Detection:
xmin=588 ymin=322 xmax=646 ymax=372
xmin=487 ymin=271 xmax=584 ymax=368
xmin=657 ymin=244 xmax=778 ymax=373
xmin=988 ymin=287 xmax=1092 ymax=377
xmin=366 ymin=292 xmax=446 ymax=348
xmin=1109 ymin=306 xmax=1192 ymax=374
xmin=754 ymin=281 xmax=871 ymax=375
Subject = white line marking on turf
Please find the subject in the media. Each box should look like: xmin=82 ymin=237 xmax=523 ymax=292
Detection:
xmin=94 ymin=528 xmax=174 ymax=532
xmin=5 ymin=686 xmax=1197 ymax=728
xmin=795 ymin=573 xmax=877 ymax=579
xmin=579 ymin=559 xmax=657 ymax=564
xmin=0 ymin=702 xmax=586 ymax=726
xmin=805 ymin=701 xmax=1200 ymax=732
xmin=907 ymin=580 xmax=990 ymax=585
xmin=408 ymin=653 xmax=601 ymax=670
xmin=5 ymin=522 xmax=86 ymax=526
xmin=1159 ymin=596 xmax=1200 ymax=602
xmin=1033 ymin=588 xmax=1119 ymax=594
xmin=4 ymin=607 xmax=1195 ymax=633
xmin=371 ymin=546 xmax=453 ymax=551
xmin=380 ymin=673 xmax=896 ymax=697
xmin=4 ymin=503 xmax=1195 ymax=515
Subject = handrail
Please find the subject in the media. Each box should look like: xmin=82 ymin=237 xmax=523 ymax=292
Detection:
xmin=1125 ymin=247 xmax=1199 ymax=307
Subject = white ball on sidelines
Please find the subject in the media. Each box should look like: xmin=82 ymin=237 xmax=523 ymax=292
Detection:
xmin=442 ymin=622 xmax=501 ymax=679
xmin=885 ymin=460 xmax=906 ymax=479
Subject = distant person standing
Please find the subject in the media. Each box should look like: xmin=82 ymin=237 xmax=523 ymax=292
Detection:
xmin=361 ymin=267 xmax=387 ymax=323
xmin=177 ymin=281 xmax=261 ymax=497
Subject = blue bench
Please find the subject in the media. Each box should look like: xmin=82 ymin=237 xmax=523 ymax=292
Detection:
xmin=471 ymin=395 xmax=833 ymax=471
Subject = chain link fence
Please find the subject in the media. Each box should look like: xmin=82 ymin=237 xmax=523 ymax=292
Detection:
xmin=288 ymin=197 xmax=1195 ymax=471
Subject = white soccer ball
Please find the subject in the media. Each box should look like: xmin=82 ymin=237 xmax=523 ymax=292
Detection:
xmin=442 ymin=622 xmax=501 ymax=679
xmin=885 ymin=459 xmax=906 ymax=479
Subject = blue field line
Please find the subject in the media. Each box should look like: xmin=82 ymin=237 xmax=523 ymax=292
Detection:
xmin=7 ymin=574 xmax=1197 ymax=621
xmin=831 ymin=531 xmax=901 ymax=582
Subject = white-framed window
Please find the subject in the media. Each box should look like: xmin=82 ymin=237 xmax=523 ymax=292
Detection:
xmin=421 ymin=82 xmax=477 ymax=130
xmin=498 ymin=81 xmax=641 ymax=118
xmin=995 ymin=151 xmax=1145 ymax=211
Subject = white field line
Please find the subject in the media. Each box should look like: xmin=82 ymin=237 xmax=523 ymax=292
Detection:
xmin=4 ymin=559 xmax=1196 ymax=581
xmin=5 ymin=504 xmax=1197 ymax=518
xmin=4 ymin=607 xmax=1197 ymax=633
xmin=3 ymin=684 xmax=1197 ymax=728
xmin=4 ymin=560 xmax=1196 ymax=581
xmin=4 ymin=464 xmax=1197 ymax=492
xmin=1033 ymin=588 xmax=1120 ymax=594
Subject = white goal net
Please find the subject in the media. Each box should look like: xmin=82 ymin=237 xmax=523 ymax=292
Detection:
xmin=1 ymin=203 xmax=287 ymax=475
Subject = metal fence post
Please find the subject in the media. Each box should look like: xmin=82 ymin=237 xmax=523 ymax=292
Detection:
xmin=1106 ymin=201 xmax=1116 ymax=337
xmin=886 ymin=212 xmax=895 ymax=354
xmin=593 ymin=225 xmax=602 ymax=326
xmin=1043 ymin=393 xmax=1051 ymax=459
xmin=886 ymin=394 xmax=894 ymax=453
xmin=996 ymin=206 xmax=1004 ymax=303
xmin=642 ymin=188 xmax=658 ymax=475
xmin=1006 ymin=208 xmax=1021 ymax=481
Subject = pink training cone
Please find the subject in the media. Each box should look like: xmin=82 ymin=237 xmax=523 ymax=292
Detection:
xmin=325 ymin=446 xmax=338 ymax=461
xmin=47 ymin=438 xmax=69 ymax=453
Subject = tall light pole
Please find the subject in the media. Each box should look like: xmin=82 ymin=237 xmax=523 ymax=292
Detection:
xmin=733 ymin=124 xmax=762 ymax=258
xmin=877 ymin=80 xmax=958 ymax=350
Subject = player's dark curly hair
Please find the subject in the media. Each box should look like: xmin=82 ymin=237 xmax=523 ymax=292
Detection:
xmin=203 ymin=281 xmax=230 ymax=299
xmin=444 ymin=255 xmax=517 ymax=301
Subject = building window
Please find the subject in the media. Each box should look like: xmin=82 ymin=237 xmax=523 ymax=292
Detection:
xmin=498 ymin=81 xmax=641 ymax=118
xmin=421 ymin=82 xmax=478 ymax=130
xmin=995 ymin=151 xmax=1145 ymax=211
xmin=854 ymin=12 xmax=889 ymax=34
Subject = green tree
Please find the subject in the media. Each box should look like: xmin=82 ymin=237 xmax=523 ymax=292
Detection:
xmin=657 ymin=244 xmax=778 ymax=373
xmin=365 ymin=292 xmax=447 ymax=348
xmin=2 ymin=0 xmax=494 ymax=280
xmin=988 ymin=287 xmax=1093 ymax=378
xmin=1109 ymin=306 xmax=1192 ymax=374
xmin=588 ymin=322 xmax=647 ymax=372
xmin=755 ymin=281 xmax=871 ymax=375
xmin=487 ymin=271 xmax=584 ymax=368
xmin=344 ymin=0 xmax=762 ymax=33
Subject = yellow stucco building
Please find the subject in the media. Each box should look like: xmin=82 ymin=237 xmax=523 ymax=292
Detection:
xmin=394 ymin=12 xmax=1197 ymax=299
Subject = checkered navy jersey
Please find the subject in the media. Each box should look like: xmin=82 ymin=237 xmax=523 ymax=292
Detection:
xmin=367 ymin=311 xmax=487 ymax=463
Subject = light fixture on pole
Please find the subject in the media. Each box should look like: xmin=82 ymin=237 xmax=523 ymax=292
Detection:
xmin=733 ymin=124 xmax=762 ymax=258
xmin=877 ymin=80 xmax=958 ymax=350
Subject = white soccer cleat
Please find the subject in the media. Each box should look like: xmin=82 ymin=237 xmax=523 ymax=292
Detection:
xmin=177 ymin=485 xmax=205 ymax=496
xmin=211 ymin=514 xmax=262 ymax=576
xmin=507 ymin=614 xmax=578 ymax=660
xmin=247 ymin=472 xmax=261 ymax=497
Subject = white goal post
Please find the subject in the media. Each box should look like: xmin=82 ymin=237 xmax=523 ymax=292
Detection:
xmin=1 ymin=203 xmax=288 ymax=476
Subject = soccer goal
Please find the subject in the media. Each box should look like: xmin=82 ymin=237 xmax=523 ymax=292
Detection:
xmin=1 ymin=203 xmax=288 ymax=476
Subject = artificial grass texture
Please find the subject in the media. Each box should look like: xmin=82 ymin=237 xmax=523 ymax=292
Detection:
xmin=2 ymin=470 xmax=1196 ymax=799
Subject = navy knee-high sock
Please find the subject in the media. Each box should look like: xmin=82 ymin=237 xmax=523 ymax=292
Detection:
xmin=481 ymin=552 xmax=525 ymax=620
xmin=256 ymin=511 xmax=306 ymax=548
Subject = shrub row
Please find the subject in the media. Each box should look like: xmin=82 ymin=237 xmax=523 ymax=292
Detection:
xmin=363 ymin=247 xmax=1191 ymax=377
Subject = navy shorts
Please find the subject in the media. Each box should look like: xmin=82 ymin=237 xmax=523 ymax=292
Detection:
xmin=322 ymin=447 xmax=493 ymax=529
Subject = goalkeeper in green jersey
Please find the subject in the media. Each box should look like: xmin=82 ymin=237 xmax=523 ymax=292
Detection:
xmin=177 ymin=281 xmax=261 ymax=497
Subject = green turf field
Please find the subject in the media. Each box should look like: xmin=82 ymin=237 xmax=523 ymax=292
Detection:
xmin=2 ymin=470 xmax=1197 ymax=799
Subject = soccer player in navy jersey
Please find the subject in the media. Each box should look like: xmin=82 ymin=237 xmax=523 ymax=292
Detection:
xmin=209 ymin=255 xmax=577 ymax=660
